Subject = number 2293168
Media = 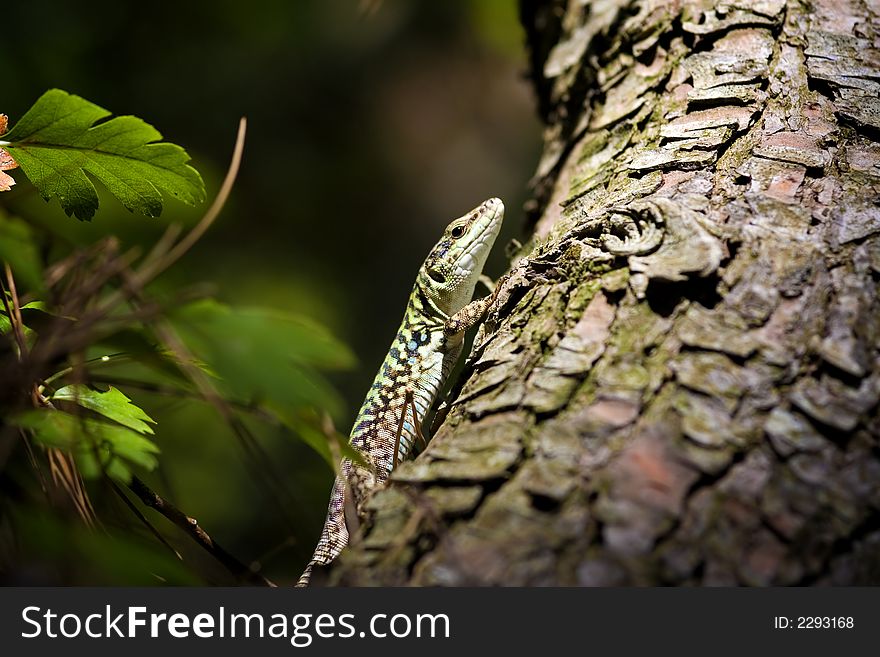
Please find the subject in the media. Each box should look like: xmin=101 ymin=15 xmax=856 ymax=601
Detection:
xmin=773 ymin=617 xmax=854 ymax=629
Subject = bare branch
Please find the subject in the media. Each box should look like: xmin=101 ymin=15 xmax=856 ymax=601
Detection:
xmin=128 ymin=475 xmax=275 ymax=587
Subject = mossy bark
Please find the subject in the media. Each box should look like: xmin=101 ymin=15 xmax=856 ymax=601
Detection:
xmin=331 ymin=0 xmax=880 ymax=586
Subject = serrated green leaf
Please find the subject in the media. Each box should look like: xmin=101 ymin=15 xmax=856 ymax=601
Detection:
xmin=14 ymin=408 xmax=160 ymax=482
xmin=2 ymin=89 xmax=205 ymax=220
xmin=52 ymin=384 xmax=156 ymax=434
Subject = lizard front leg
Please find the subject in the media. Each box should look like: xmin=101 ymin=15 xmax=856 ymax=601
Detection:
xmin=443 ymin=273 xmax=508 ymax=341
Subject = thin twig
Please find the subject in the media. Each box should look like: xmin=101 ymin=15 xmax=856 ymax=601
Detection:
xmin=46 ymin=446 xmax=96 ymax=527
xmin=109 ymin=478 xmax=182 ymax=560
xmin=142 ymin=222 xmax=183 ymax=273
xmin=41 ymin=352 xmax=131 ymax=389
xmin=21 ymin=429 xmax=48 ymax=495
xmin=128 ymin=475 xmax=274 ymax=587
xmin=135 ymin=117 xmax=247 ymax=284
xmin=2 ymin=264 xmax=27 ymax=356
xmin=44 ymin=239 xmax=114 ymax=290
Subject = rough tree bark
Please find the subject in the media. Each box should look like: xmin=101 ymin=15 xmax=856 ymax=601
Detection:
xmin=331 ymin=0 xmax=880 ymax=585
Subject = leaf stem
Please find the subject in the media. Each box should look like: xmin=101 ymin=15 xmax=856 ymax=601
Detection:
xmin=42 ymin=352 xmax=130 ymax=387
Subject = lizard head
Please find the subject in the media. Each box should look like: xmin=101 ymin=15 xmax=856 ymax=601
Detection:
xmin=419 ymin=197 xmax=504 ymax=315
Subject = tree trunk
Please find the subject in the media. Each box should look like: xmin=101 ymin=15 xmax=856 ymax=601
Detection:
xmin=332 ymin=0 xmax=880 ymax=586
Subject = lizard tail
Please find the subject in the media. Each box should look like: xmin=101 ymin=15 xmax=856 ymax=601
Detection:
xmin=296 ymin=563 xmax=314 ymax=588
xmin=297 ymin=476 xmax=349 ymax=587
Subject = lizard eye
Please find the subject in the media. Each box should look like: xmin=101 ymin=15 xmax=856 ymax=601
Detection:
xmin=450 ymin=225 xmax=465 ymax=238
xmin=427 ymin=269 xmax=446 ymax=284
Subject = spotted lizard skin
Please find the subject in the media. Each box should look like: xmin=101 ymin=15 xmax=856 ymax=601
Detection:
xmin=297 ymin=198 xmax=505 ymax=586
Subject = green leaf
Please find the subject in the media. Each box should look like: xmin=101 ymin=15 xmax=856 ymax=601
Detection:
xmin=1 ymin=300 xmax=42 ymax=343
xmin=2 ymin=89 xmax=205 ymax=220
xmin=170 ymin=299 xmax=354 ymax=407
xmin=14 ymin=409 xmax=160 ymax=482
xmin=168 ymin=299 xmax=355 ymax=465
xmin=0 ymin=212 xmax=44 ymax=293
xmin=52 ymin=384 xmax=156 ymax=434
xmin=2 ymin=301 xmax=75 ymax=347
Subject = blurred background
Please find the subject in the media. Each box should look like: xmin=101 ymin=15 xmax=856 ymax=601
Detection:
xmin=0 ymin=0 xmax=541 ymax=584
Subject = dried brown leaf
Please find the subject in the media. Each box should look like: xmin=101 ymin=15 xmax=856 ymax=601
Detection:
xmin=0 ymin=113 xmax=18 ymax=192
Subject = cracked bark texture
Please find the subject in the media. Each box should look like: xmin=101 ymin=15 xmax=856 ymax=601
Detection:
xmin=330 ymin=0 xmax=880 ymax=586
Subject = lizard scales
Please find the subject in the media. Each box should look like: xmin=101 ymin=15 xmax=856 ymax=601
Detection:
xmin=298 ymin=198 xmax=505 ymax=586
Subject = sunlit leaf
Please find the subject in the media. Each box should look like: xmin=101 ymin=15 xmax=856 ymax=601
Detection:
xmin=1 ymin=300 xmax=40 ymax=343
xmin=2 ymin=89 xmax=205 ymax=220
xmin=52 ymin=384 xmax=157 ymax=434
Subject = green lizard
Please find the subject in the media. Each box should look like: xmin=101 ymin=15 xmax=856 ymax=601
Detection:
xmin=297 ymin=197 xmax=505 ymax=586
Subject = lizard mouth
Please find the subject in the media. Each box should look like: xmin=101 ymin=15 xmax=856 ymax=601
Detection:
xmin=454 ymin=198 xmax=504 ymax=276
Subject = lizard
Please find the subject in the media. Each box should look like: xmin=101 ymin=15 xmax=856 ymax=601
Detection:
xmin=297 ymin=197 xmax=505 ymax=587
